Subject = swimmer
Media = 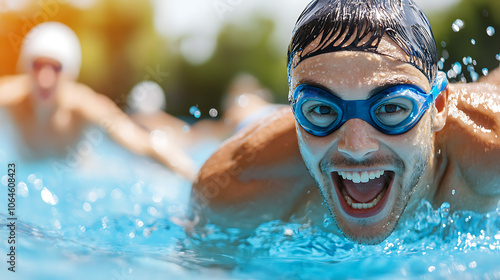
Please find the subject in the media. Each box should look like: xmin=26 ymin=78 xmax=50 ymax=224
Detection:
xmin=0 ymin=22 xmax=195 ymax=180
xmin=191 ymin=0 xmax=500 ymax=244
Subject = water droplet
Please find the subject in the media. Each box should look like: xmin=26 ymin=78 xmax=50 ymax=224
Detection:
xmin=136 ymin=219 xmax=144 ymax=227
xmin=34 ymin=179 xmax=43 ymax=190
xmin=462 ymin=56 xmax=473 ymax=65
xmin=152 ymin=194 xmax=162 ymax=203
xmin=439 ymin=202 xmax=450 ymax=218
xmin=482 ymin=68 xmax=489 ymax=76
xmin=189 ymin=106 xmax=198 ymax=115
xmin=17 ymin=182 xmax=29 ymax=197
xmin=486 ymin=26 xmax=495 ymax=36
xmin=83 ymin=202 xmax=91 ymax=212
xmin=470 ymin=71 xmax=479 ymax=82
xmin=496 ymin=54 xmax=500 ymax=61
xmin=147 ymin=206 xmax=159 ymax=217
xmin=451 ymin=189 xmax=456 ymax=195
xmin=237 ymin=94 xmax=250 ymax=107
xmin=323 ymin=218 xmax=332 ymax=227
xmin=129 ymin=232 xmax=135 ymax=238
xmin=194 ymin=110 xmax=201 ymax=119
xmin=88 ymin=191 xmax=98 ymax=202
xmin=447 ymin=69 xmax=457 ymax=79
xmin=41 ymin=187 xmax=58 ymax=205
xmin=442 ymin=49 xmax=449 ymax=59
xmin=470 ymin=39 xmax=476 ymax=45
xmin=441 ymin=41 xmax=447 ymax=48
xmin=469 ymin=261 xmax=477 ymax=269
xmin=284 ymin=229 xmax=294 ymax=236
xmin=452 ymin=19 xmax=464 ymax=32
xmin=27 ymin=174 xmax=37 ymax=184
xmin=437 ymin=61 xmax=444 ymax=70
xmin=209 ymin=108 xmax=218 ymax=118
xmin=452 ymin=62 xmax=462 ymax=75
xmin=428 ymin=266 xmax=436 ymax=272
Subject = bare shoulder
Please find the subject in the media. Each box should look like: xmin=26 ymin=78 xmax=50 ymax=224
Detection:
xmin=478 ymin=67 xmax=500 ymax=86
xmin=437 ymin=82 xmax=500 ymax=197
xmin=192 ymin=107 xmax=316 ymax=228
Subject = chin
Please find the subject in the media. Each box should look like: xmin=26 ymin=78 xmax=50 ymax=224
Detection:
xmin=318 ymin=168 xmax=413 ymax=245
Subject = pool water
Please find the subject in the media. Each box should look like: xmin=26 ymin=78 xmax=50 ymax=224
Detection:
xmin=0 ymin=112 xmax=499 ymax=280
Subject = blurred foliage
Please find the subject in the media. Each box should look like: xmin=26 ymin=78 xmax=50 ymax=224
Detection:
xmin=164 ymin=16 xmax=288 ymax=117
xmin=0 ymin=0 xmax=499 ymax=118
xmin=428 ymin=0 xmax=500 ymax=82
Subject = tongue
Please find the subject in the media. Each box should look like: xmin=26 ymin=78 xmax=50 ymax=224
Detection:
xmin=343 ymin=176 xmax=386 ymax=203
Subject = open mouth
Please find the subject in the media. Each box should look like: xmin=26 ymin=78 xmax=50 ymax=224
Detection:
xmin=331 ymin=170 xmax=395 ymax=218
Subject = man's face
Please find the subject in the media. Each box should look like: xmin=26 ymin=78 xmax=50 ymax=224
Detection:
xmin=31 ymin=57 xmax=63 ymax=102
xmin=290 ymin=44 xmax=435 ymax=244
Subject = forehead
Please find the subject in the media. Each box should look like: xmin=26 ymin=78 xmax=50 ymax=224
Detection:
xmin=290 ymin=37 xmax=431 ymax=96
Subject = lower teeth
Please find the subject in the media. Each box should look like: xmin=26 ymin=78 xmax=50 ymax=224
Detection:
xmin=342 ymin=188 xmax=386 ymax=210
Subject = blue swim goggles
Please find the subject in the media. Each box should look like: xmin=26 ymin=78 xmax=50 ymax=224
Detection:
xmin=290 ymin=72 xmax=448 ymax=136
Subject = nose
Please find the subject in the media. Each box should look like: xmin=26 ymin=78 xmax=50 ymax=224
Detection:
xmin=337 ymin=119 xmax=379 ymax=160
xmin=37 ymin=65 xmax=58 ymax=89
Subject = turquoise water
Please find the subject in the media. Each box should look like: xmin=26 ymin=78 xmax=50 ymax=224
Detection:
xmin=0 ymin=112 xmax=500 ymax=279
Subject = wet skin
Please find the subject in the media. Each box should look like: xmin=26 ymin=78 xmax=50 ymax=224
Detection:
xmin=192 ymin=46 xmax=500 ymax=245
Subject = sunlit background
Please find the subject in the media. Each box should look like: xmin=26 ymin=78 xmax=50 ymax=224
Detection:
xmin=0 ymin=0 xmax=499 ymax=117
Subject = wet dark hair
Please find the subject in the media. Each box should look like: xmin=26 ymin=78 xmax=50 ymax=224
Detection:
xmin=287 ymin=0 xmax=438 ymax=85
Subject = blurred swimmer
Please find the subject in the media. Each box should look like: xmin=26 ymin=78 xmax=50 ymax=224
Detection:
xmin=0 ymin=22 xmax=195 ymax=180
xmin=190 ymin=73 xmax=283 ymax=140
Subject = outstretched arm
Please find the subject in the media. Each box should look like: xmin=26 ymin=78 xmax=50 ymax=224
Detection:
xmin=190 ymin=107 xmax=317 ymax=230
xmin=67 ymin=82 xmax=196 ymax=181
xmin=0 ymin=75 xmax=30 ymax=106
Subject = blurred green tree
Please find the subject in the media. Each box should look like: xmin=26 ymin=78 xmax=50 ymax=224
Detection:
xmin=429 ymin=0 xmax=500 ymax=82
xmin=163 ymin=16 xmax=289 ymax=117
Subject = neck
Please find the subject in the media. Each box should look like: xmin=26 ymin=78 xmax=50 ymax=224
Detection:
xmin=403 ymin=135 xmax=446 ymax=217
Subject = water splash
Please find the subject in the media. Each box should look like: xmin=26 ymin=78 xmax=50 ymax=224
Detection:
xmin=209 ymin=108 xmax=218 ymax=118
xmin=462 ymin=56 xmax=473 ymax=65
xmin=452 ymin=62 xmax=462 ymax=75
xmin=452 ymin=19 xmax=465 ymax=32
xmin=486 ymin=26 xmax=495 ymax=36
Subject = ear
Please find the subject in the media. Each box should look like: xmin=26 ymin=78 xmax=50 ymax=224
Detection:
xmin=432 ymin=86 xmax=449 ymax=132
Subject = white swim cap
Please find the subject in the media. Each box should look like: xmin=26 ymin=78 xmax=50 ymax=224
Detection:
xmin=18 ymin=21 xmax=82 ymax=80
xmin=127 ymin=81 xmax=167 ymax=115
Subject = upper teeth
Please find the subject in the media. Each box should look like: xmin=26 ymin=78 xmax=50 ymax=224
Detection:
xmin=338 ymin=170 xmax=385 ymax=183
